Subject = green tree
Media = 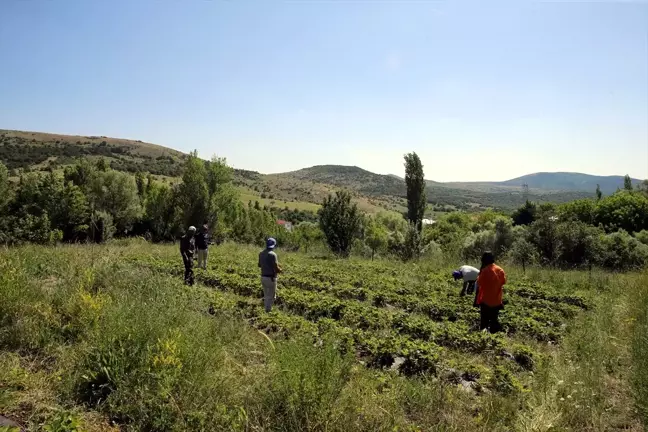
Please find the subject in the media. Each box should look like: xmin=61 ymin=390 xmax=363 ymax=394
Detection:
xmin=319 ymin=191 xmax=361 ymax=256
xmin=365 ymin=221 xmax=388 ymax=260
xmin=401 ymin=223 xmax=422 ymax=261
xmin=599 ymin=230 xmax=648 ymax=270
xmin=294 ymin=222 xmax=322 ymax=253
xmin=559 ymin=199 xmax=596 ymax=225
xmin=95 ymin=157 xmax=108 ymax=172
xmin=528 ymin=215 xmax=560 ymax=264
xmin=144 ymin=182 xmax=181 ymax=241
xmin=624 ymin=174 xmax=633 ymax=191
xmin=596 ymin=184 xmax=602 ymax=201
xmin=404 ymin=152 xmax=426 ymax=231
xmin=64 ymin=159 xmax=96 ymax=190
xmin=508 ymin=237 xmax=538 ymax=273
xmin=177 ymin=151 xmax=209 ymax=228
xmin=512 ymin=200 xmax=537 ymax=226
xmin=555 ymin=221 xmax=604 ymax=267
xmin=135 ymin=171 xmax=147 ymax=199
xmin=493 ymin=216 xmax=515 ymax=257
xmin=206 ymin=156 xmax=233 ymax=197
xmin=89 ymin=170 xmax=142 ymax=234
xmin=594 ymin=191 xmax=648 ymax=233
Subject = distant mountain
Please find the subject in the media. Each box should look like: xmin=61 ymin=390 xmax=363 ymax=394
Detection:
xmin=495 ymin=172 xmax=641 ymax=194
xmin=275 ymin=165 xmax=593 ymax=211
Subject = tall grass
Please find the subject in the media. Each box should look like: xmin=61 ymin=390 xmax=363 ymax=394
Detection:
xmin=1 ymin=243 xmax=647 ymax=431
xmin=631 ymin=273 xmax=648 ymax=426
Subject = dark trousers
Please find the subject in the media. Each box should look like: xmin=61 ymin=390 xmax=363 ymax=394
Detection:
xmin=480 ymin=304 xmax=501 ymax=333
xmin=460 ymin=280 xmax=476 ymax=296
xmin=182 ymin=256 xmax=194 ymax=286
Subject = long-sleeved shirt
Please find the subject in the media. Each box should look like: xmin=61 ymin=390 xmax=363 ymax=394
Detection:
xmin=476 ymin=264 xmax=506 ymax=307
xmin=180 ymin=235 xmax=195 ymax=259
xmin=195 ymin=232 xmax=209 ymax=250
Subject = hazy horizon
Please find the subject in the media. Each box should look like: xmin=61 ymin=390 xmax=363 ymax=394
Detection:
xmin=1 ymin=1 xmax=647 ymax=181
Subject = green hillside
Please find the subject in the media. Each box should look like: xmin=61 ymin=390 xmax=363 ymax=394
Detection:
xmin=0 ymin=129 xmax=599 ymax=212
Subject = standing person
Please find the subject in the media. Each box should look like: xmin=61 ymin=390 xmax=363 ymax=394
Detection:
xmin=452 ymin=265 xmax=480 ymax=296
xmin=180 ymin=226 xmax=196 ymax=286
xmin=258 ymin=237 xmax=282 ymax=312
xmin=475 ymin=251 xmax=506 ymax=333
xmin=196 ymin=224 xmax=210 ymax=270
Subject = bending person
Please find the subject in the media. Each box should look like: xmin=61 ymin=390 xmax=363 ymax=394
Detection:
xmin=452 ymin=265 xmax=479 ymax=296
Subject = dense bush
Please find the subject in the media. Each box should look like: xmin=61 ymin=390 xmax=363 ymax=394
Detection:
xmin=598 ymin=230 xmax=648 ymax=270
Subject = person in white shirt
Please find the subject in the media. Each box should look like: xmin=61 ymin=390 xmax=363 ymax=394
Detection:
xmin=452 ymin=265 xmax=479 ymax=296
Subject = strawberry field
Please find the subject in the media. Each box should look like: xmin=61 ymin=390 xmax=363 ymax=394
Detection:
xmin=131 ymin=243 xmax=590 ymax=388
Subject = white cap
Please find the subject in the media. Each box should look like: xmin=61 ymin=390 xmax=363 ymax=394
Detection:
xmin=188 ymin=226 xmax=196 ymax=232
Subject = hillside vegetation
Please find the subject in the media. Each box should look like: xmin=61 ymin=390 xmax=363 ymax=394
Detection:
xmin=0 ymin=130 xmax=186 ymax=177
xmin=2 ymin=129 xmax=631 ymax=211
xmin=1 ymin=241 xmax=648 ymax=431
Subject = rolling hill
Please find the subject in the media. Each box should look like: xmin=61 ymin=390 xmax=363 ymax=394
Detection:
xmin=2 ymin=129 xmax=641 ymax=212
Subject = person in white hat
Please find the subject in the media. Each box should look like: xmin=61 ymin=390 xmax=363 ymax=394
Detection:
xmin=258 ymin=237 xmax=282 ymax=312
xmin=180 ymin=226 xmax=197 ymax=285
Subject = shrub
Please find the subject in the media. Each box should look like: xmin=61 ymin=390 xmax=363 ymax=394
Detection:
xmin=598 ymin=230 xmax=648 ymax=270
xmin=635 ymin=230 xmax=648 ymax=246
xmin=262 ymin=337 xmax=353 ymax=430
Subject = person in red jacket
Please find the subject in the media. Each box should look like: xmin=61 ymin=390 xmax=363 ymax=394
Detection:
xmin=475 ymin=251 xmax=506 ymax=333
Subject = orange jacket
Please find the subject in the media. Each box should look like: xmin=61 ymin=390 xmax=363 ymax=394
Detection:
xmin=476 ymin=264 xmax=506 ymax=307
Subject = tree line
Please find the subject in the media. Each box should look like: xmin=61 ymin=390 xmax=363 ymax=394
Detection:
xmin=2 ymin=149 xmax=647 ymax=271
xmin=0 ymin=153 xmax=317 ymax=248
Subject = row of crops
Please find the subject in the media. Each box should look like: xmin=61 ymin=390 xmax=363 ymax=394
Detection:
xmin=131 ymin=246 xmax=589 ymax=383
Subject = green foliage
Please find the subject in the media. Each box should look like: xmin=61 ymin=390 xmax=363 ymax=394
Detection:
xmin=624 ymin=174 xmax=633 ymax=191
xmin=559 ymin=198 xmax=596 ymax=225
xmin=594 ymin=191 xmax=648 ymax=233
xmin=364 ymin=220 xmax=388 ymax=259
xmin=507 ymin=237 xmax=538 ymax=271
xmin=264 ymin=337 xmax=353 ymax=430
xmin=294 ymin=221 xmax=323 ymax=253
xmin=89 ymin=170 xmax=142 ymax=233
xmin=1 ymin=240 xmax=645 ymax=431
xmin=319 ymin=191 xmax=362 ymax=256
xmin=512 ymin=200 xmax=537 ymax=226
xmin=43 ymin=411 xmax=82 ymax=432
xmin=527 ymin=216 xmax=560 ymax=264
xmin=400 ymin=223 xmax=422 ymax=261
xmin=598 ymin=230 xmax=648 ymax=270
xmin=0 ymin=161 xmax=10 ymax=210
xmin=143 ymin=182 xmax=181 ymax=241
xmin=554 ymin=221 xmax=603 ymax=267
xmin=596 ymin=183 xmax=602 ymax=201
xmin=635 ymin=230 xmax=648 ymax=246
xmin=404 ymin=152 xmax=426 ymax=230
xmin=178 ymin=151 xmax=210 ymax=227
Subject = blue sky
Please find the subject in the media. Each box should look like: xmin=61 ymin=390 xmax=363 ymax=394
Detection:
xmin=1 ymin=1 xmax=646 ymax=181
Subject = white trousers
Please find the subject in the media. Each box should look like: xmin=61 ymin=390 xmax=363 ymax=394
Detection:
xmin=197 ymin=249 xmax=208 ymax=269
xmin=261 ymin=276 xmax=277 ymax=312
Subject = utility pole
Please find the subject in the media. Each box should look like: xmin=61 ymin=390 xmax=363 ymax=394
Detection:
xmin=522 ymin=183 xmax=529 ymax=202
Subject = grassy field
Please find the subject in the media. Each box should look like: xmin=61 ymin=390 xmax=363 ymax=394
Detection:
xmin=0 ymin=241 xmax=647 ymax=431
